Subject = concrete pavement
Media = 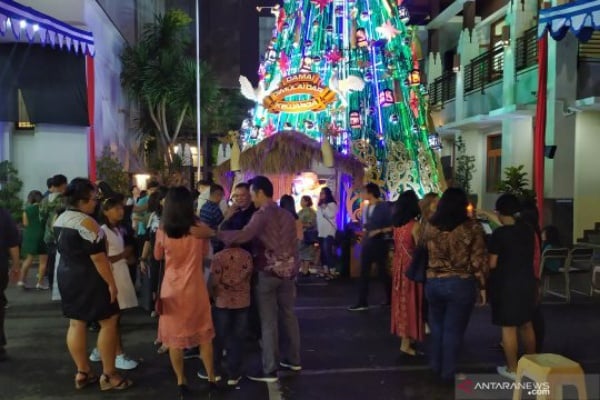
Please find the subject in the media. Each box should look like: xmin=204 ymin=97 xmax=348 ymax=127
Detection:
xmin=1 ymin=274 xmax=599 ymax=400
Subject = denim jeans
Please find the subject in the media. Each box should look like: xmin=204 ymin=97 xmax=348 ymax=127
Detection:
xmin=358 ymin=236 xmax=391 ymax=305
xmin=213 ymin=307 xmax=248 ymax=377
xmin=255 ymin=272 xmax=301 ymax=374
xmin=425 ymin=276 xmax=477 ymax=381
xmin=319 ymin=236 xmax=336 ymax=270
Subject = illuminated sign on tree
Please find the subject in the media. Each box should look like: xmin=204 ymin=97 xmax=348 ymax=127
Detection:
xmin=263 ymin=73 xmax=337 ymax=113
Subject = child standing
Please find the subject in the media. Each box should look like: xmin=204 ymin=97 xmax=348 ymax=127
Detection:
xmin=89 ymin=196 xmax=139 ymax=370
xmin=206 ymin=246 xmax=253 ymax=386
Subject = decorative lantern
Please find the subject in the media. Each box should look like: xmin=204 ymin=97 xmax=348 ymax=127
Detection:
xmin=250 ymin=126 xmax=260 ymax=139
xmin=398 ymin=6 xmax=410 ymax=23
xmin=349 ymin=111 xmax=362 ymax=129
xmin=355 ymin=28 xmax=368 ymax=48
xmin=428 ymin=132 xmax=443 ymax=150
xmin=408 ymin=69 xmax=421 ymax=86
xmin=325 ymin=25 xmax=334 ymax=34
xmin=305 ymin=39 xmax=313 ymax=49
xmin=299 ymin=57 xmax=313 ymax=72
xmin=378 ymin=89 xmax=395 ymax=107
xmin=284 ymin=122 xmax=293 ymax=130
xmin=389 ymin=114 xmax=399 ymax=124
xmin=360 ymin=11 xmax=370 ymax=21
xmin=364 ymin=71 xmax=373 ymax=82
xmin=267 ymin=49 xmax=277 ymax=62
xmin=304 ymin=119 xmax=315 ymax=130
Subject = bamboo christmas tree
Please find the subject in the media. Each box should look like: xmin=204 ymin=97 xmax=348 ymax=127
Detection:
xmin=239 ymin=0 xmax=443 ymax=199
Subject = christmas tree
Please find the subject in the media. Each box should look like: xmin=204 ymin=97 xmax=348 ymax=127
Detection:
xmin=238 ymin=0 xmax=443 ymax=199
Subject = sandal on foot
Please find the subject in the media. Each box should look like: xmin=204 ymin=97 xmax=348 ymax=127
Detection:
xmin=157 ymin=344 xmax=169 ymax=354
xmin=99 ymin=373 xmax=133 ymax=391
xmin=75 ymin=370 xmax=98 ymax=389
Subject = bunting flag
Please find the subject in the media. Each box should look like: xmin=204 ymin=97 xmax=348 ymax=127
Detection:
xmin=0 ymin=0 xmax=94 ymax=56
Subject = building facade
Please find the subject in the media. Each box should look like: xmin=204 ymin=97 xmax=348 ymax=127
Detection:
xmin=422 ymin=0 xmax=600 ymax=245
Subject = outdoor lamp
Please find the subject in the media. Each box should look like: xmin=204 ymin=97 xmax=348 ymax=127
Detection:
xmin=453 ymin=54 xmax=461 ymax=73
xmin=502 ymin=26 xmax=510 ymax=47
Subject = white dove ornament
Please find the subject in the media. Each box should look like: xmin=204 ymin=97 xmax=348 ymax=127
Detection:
xmin=239 ymin=75 xmax=281 ymax=103
xmin=329 ymin=73 xmax=366 ymax=108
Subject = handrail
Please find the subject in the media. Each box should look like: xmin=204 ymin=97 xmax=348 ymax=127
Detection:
xmin=464 ymin=45 xmax=504 ymax=93
xmin=516 ymin=26 xmax=538 ymax=71
xmin=429 ymin=72 xmax=456 ymax=106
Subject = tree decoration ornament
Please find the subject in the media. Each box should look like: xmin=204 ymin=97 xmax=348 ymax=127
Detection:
xmin=236 ymin=0 xmax=443 ymax=195
xmin=325 ymin=47 xmax=343 ymax=64
xmin=378 ymin=89 xmax=395 ymax=107
xmin=398 ymin=5 xmax=410 ymax=23
xmin=311 ymin=0 xmax=333 ymax=11
xmin=349 ymin=110 xmax=362 ymax=129
xmin=263 ymin=119 xmax=277 ymax=137
xmin=355 ymin=28 xmax=369 ymax=48
xmin=279 ymin=52 xmax=290 ymax=72
xmin=376 ymin=20 xmax=401 ymax=41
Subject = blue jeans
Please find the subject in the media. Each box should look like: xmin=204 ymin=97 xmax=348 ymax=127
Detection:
xmin=213 ymin=307 xmax=248 ymax=377
xmin=425 ymin=276 xmax=477 ymax=381
xmin=256 ymin=272 xmax=301 ymax=374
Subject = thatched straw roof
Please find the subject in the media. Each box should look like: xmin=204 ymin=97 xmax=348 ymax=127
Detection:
xmin=214 ymin=131 xmax=365 ymax=179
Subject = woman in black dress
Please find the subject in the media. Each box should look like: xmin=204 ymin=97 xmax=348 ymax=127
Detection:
xmin=54 ymin=178 xmax=132 ymax=391
xmin=488 ymin=194 xmax=536 ymax=380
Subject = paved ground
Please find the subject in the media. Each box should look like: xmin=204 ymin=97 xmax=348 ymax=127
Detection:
xmin=1 ymin=273 xmax=599 ymax=400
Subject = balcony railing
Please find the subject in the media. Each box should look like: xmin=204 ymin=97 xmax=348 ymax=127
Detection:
xmin=464 ymin=45 xmax=504 ymax=93
xmin=516 ymin=26 xmax=538 ymax=71
xmin=429 ymin=72 xmax=457 ymax=106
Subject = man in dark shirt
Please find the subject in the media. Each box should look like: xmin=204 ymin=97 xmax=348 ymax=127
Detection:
xmin=200 ymin=184 xmax=225 ymax=254
xmin=0 ymin=207 xmax=21 ymax=361
xmin=349 ymin=183 xmax=393 ymax=311
xmin=220 ymin=183 xmax=257 ymax=251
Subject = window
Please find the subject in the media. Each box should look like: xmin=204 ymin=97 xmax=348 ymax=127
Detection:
xmin=486 ymin=134 xmax=502 ymax=192
xmin=16 ymin=89 xmax=34 ymax=130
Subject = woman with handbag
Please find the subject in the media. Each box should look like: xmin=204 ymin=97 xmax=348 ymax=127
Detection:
xmin=298 ymin=196 xmax=317 ymax=276
xmin=390 ymin=191 xmax=425 ymax=357
xmin=421 ymin=188 xmax=487 ymax=383
xmin=316 ymin=188 xmax=338 ymax=279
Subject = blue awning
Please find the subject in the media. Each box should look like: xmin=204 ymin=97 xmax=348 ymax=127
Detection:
xmin=538 ymin=0 xmax=600 ymax=42
xmin=0 ymin=0 xmax=94 ymax=55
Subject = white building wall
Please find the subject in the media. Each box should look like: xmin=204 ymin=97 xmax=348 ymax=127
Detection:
xmin=11 ymin=125 xmax=88 ymax=197
xmin=545 ymin=34 xmax=578 ymax=199
xmin=573 ymin=111 xmax=600 ymax=240
xmin=85 ymin=0 xmax=138 ymax=171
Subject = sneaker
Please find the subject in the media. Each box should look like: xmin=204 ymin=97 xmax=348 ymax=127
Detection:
xmin=35 ymin=283 xmax=49 ymax=290
xmin=150 ymin=311 xmax=158 ymax=318
xmin=89 ymin=348 xmax=101 ymax=362
xmin=196 ymin=370 xmax=222 ymax=381
xmin=16 ymin=281 xmax=25 ymax=288
xmin=497 ymin=365 xmax=516 ymax=381
xmin=115 ymin=354 xmax=139 ymax=370
xmin=183 ymin=347 xmax=200 ymax=359
xmin=227 ymin=376 xmax=242 ymax=386
xmin=279 ymin=361 xmax=302 ymax=372
xmin=347 ymin=303 xmax=369 ymax=311
xmin=247 ymin=371 xmax=278 ymax=383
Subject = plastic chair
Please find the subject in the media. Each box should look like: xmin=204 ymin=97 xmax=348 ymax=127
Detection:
xmin=540 ymin=248 xmax=569 ymax=301
xmin=513 ymin=354 xmax=588 ymax=400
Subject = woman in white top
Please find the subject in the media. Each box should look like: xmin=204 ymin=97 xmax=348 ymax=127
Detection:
xmin=89 ymin=196 xmax=139 ymax=370
xmin=316 ymin=187 xmax=338 ymax=279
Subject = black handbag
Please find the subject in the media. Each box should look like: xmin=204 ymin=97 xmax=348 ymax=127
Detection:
xmin=303 ymin=229 xmax=319 ymax=245
xmin=405 ymin=245 xmax=428 ymax=283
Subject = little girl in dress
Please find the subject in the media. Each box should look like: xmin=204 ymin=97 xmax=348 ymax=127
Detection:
xmin=88 ymin=196 xmax=139 ymax=370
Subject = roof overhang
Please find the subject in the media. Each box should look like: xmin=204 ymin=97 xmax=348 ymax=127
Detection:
xmin=0 ymin=0 xmax=94 ymax=55
xmin=538 ymin=0 xmax=600 ymax=42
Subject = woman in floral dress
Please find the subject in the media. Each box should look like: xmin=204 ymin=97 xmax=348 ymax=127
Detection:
xmin=391 ymin=191 xmax=424 ymax=356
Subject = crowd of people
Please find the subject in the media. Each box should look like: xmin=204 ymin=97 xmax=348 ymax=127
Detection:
xmin=0 ymin=172 xmax=563 ymax=396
